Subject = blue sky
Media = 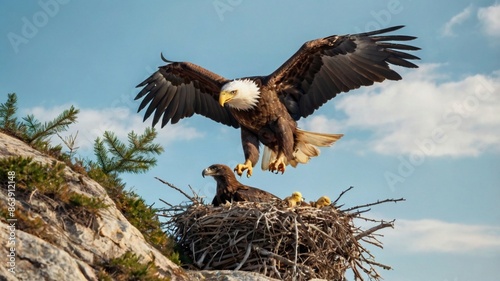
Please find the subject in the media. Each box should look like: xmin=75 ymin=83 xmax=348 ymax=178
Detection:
xmin=1 ymin=1 xmax=499 ymax=280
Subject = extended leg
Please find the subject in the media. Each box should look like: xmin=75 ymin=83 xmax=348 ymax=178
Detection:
xmin=235 ymin=128 xmax=259 ymax=177
xmin=265 ymin=117 xmax=295 ymax=174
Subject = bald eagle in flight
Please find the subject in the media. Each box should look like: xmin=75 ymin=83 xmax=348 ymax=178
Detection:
xmin=202 ymin=164 xmax=280 ymax=206
xmin=136 ymin=26 xmax=419 ymax=177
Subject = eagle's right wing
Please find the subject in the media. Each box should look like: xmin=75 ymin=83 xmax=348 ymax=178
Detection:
xmin=266 ymin=26 xmax=420 ymax=120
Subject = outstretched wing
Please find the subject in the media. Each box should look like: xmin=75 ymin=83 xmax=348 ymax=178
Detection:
xmin=135 ymin=57 xmax=240 ymax=128
xmin=267 ymin=25 xmax=420 ymax=120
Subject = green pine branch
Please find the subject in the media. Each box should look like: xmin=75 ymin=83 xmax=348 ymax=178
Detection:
xmin=93 ymin=127 xmax=164 ymax=174
xmin=23 ymin=106 xmax=79 ymax=145
xmin=0 ymin=94 xmax=79 ymax=149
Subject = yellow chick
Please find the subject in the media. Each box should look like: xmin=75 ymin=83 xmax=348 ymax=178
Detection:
xmin=314 ymin=196 xmax=331 ymax=208
xmin=284 ymin=191 xmax=304 ymax=207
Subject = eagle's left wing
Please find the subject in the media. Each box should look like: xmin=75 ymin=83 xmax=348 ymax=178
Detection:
xmin=135 ymin=56 xmax=240 ymax=128
xmin=266 ymin=25 xmax=420 ymax=120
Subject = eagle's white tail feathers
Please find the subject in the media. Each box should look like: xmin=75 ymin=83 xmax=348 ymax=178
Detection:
xmin=261 ymin=145 xmax=273 ymax=170
xmin=295 ymin=129 xmax=343 ymax=148
xmin=260 ymin=129 xmax=343 ymax=170
xmin=291 ymin=142 xmax=320 ymax=166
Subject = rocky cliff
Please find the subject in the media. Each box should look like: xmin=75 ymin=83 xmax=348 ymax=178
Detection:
xmin=0 ymin=132 xmax=279 ymax=281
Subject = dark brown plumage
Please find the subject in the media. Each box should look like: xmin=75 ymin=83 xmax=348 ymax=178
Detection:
xmin=202 ymin=164 xmax=280 ymax=206
xmin=136 ymin=26 xmax=420 ymax=176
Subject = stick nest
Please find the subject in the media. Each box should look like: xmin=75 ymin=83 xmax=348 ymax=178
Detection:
xmin=158 ymin=180 xmax=403 ymax=281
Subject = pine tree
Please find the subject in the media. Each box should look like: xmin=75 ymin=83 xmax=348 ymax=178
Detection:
xmin=0 ymin=93 xmax=21 ymax=135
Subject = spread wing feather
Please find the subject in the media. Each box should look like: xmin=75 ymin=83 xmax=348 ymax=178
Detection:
xmin=267 ymin=25 xmax=420 ymax=119
xmin=135 ymin=59 xmax=240 ymax=128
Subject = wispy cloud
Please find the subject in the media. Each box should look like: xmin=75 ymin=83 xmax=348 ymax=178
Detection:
xmin=23 ymin=105 xmax=203 ymax=154
xmin=383 ymin=219 xmax=500 ymax=254
xmin=442 ymin=5 xmax=473 ymax=37
xmin=478 ymin=3 xmax=500 ymax=39
xmin=441 ymin=3 xmax=500 ymax=40
xmin=300 ymin=64 xmax=500 ymax=157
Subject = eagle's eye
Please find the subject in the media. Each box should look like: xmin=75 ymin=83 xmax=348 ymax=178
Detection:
xmin=230 ymin=90 xmax=237 ymax=94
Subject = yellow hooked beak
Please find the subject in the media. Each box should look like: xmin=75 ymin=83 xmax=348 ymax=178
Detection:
xmin=219 ymin=90 xmax=235 ymax=107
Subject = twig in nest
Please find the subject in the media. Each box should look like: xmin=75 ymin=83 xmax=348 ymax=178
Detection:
xmin=332 ymin=186 xmax=354 ymax=205
xmin=355 ymin=220 xmax=394 ymax=240
xmin=348 ymin=208 xmax=372 ymax=217
xmin=155 ymin=177 xmax=199 ymax=204
xmin=364 ymin=259 xmax=392 ymax=271
xmin=342 ymin=198 xmax=405 ymax=212
xmin=159 ymin=198 xmax=174 ymax=208
xmin=188 ymin=185 xmax=207 ymax=204
xmin=253 ymin=245 xmax=308 ymax=270
xmin=354 ymin=214 xmax=386 ymax=223
xmin=235 ymin=242 xmax=253 ymax=270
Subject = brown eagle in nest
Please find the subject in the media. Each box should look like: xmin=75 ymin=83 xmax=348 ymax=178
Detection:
xmin=135 ymin=26 xmax=419 ymax=177
xmin=202 ymin=164 xmax=280 ymax=206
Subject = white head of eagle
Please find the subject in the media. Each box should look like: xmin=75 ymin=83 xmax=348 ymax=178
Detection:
xmin=219 ymin=79 xmax=260 ymax=110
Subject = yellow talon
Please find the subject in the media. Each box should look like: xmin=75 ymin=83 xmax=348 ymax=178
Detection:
xmin=268 ymin=157 xmax=286 ymax=174
xmin=234 ymin=160 xmax=253 ymax=177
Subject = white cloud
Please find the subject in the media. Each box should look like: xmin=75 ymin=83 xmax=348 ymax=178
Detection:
xmin=441 ymin=3 xmax=500 ymax=40
xmin=299 ymin=115 xmax=342 ymax=135
xmin=23 ymin=105 xmax=203 ymax=154
xmin=383 ymin=219 xmax=500 ymax=254
xmin=442 ymin=5 xmax=473 ymax=37
xmin=478 ymin=3 xmax=500 ymax=38
xmin=300 ymin=64 xmax=500 ymax=157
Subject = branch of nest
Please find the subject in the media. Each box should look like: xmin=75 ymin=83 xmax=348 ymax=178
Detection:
xmin=355 ymin=220 xmax=395 ymax=240
xmin=342 ymin=198 xmax=406 ymax=213
xmin=155 ymin=177 xmax=202 ymax=204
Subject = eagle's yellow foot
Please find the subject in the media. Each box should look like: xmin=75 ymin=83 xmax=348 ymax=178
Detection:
xmin=268 ymin=158 xmax=286 ymax=174
xmin=234 ymin=160 xmax=253 ymax=177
